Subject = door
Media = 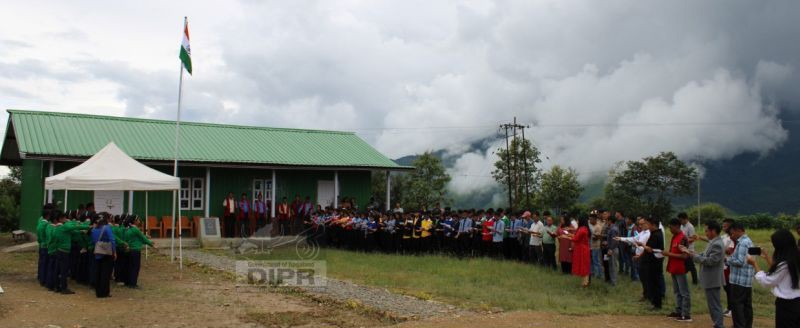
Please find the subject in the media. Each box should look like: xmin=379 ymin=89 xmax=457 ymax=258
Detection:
xmin=317 ymin=180 xmax=334 ymax=209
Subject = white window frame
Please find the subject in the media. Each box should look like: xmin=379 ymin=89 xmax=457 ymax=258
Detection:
xmin=179 ymin=178 xmax=191 ymax=210
xmin=179 ymin=177 xmax=205 ymax=211
xmin=252 ymin=179 xmax=272 ymax=204
xmin=191 ymin=178 xmax=204 ymax=210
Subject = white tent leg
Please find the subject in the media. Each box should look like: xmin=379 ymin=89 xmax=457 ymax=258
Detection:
xmin=171 ymin=190 xmax=176 ymax=262
xmin=64 ymin=189 xmax=68 ymax=212
xmin=178 ymin=201 xmax=183 ymax=271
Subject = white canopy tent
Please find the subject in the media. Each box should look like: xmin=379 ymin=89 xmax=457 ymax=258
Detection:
xmin=45 ymin=142 xmax=180 ymax=191
xmin=44 ymin=142 xmax=184 ymax=266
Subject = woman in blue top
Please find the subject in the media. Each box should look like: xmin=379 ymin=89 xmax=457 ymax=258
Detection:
xmin=91 ymin=214 xmax=116 ymax=298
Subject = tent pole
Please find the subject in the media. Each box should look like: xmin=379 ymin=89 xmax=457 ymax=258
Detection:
xmin=178 ymin=200 xmax=183 ymax=271
xmin=171 ymin=191 xmax=176 ymax=262
xmin=64 ymin=189 xmax=68 ymax=211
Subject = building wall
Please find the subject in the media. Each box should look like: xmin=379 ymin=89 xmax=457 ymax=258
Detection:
xmin=19 ymin=159 xmax=44 ymax=231
xmin=18 ymin=159 xmax=373 ymax=231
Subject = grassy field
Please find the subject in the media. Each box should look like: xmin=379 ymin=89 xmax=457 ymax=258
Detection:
xmin=224 ymin=228 xmax=782 ymax=318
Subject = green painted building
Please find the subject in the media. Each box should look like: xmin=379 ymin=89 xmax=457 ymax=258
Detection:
xmin=1 ymin=110 xmax=411 ymax=232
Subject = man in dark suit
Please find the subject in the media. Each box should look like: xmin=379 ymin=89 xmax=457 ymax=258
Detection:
xmin=684 ymin=220 xmax=726 ymax=328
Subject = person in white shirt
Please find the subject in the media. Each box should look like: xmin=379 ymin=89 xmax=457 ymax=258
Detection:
xmin=678 ymin=212 xmax=699 ymax=285
xmin=747 ymin=229 xmax=800 ymax=328
xmin=528 ymin=211 xmax=544 ymax=265
xmin=616 ymin=217 xmax=650 ymax=299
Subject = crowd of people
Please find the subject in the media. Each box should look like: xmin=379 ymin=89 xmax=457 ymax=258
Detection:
xmin=29 ymin=195 xmax=800 ymax=327
xmin=35 ymin=202 xmax=155 ymax=298
xmin=299 ymin=205 xmax=800 ymax=328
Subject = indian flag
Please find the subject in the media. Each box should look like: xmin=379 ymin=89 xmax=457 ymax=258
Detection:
xmin=179 ymin=17 xmax=192 ymax=75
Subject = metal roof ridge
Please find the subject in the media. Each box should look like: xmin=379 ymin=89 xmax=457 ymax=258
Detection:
xmin=6 ymin=109 xmax=356 ymax=135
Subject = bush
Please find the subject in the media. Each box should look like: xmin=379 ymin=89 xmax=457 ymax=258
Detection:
xmin=685 ymin=203 xmax=728 ymax=225
xmin=719 ymin=213 xmax=799 ymax=230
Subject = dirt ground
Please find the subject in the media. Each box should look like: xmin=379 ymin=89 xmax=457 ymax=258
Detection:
xmin=0 ymin=248 xmax=774 ymax=328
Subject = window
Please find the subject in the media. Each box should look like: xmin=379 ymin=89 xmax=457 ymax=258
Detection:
xmin=180 ymin=178 xmax=191 ymax=210
xmin=192 ymin=178 xmax=204 ymax=210
xmin=180 ymin=177 xmax=205 ymax=211
xmin=252 ymin=179 xmax=272 ymax=201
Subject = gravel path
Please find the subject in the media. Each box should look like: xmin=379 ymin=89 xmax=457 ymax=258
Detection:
xmin=181 ymin=249 xmax=465 ymax=319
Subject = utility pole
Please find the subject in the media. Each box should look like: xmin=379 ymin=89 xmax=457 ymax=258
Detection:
xmin=520 ymin=124 xmax=531 ymax=209
xmin=500 ymin=117 xmax=527 ymax=212
xmin=501 ymin=124 xmax=513 ymax=212
xmin=697 ymin=175 xmax=701 ymax=226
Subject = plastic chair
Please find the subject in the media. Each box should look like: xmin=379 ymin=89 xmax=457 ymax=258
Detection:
xmin=179 ymin=216 xmax=192 ymax=237
xmin=146 ymin=216 xmax=160 ymax=238
xmin=162 ymin=216 xmax=174 ymax=237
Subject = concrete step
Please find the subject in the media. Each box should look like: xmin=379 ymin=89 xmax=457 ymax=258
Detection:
xmin=151 ymin=238 xmax=200 ymax=249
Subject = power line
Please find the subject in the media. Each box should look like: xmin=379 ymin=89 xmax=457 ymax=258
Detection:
xmin=343 ymin=119 xmax=800 ymax=135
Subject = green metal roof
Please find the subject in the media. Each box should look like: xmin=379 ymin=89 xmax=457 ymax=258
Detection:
xmin=1 ymin=109 xmax=410 ymax=170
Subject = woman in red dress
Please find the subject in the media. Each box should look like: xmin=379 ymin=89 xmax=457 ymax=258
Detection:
xmin=561 ymin=216 xmax=591 ymax=287
xmin=557 ymin=216 xmax=574 ymax=275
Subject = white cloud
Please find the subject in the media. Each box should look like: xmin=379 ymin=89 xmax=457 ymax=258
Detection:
xmin=1 ymin=0 xmax=799 ymax=197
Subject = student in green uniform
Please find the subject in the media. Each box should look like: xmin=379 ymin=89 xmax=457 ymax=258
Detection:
xmin=45 ymin=212 xmax=59 ymax=291
xmin=49 ymin=210 xmax=90 ymax=294
xmin=125 ymin=216 xmax=156 ymax=288
xmin=74 ymin=216 xmax=93 ymax=285
xmin=112 ymin=215 xmax=130 ymax=285
xmin=37 ymin=204 xmax=54 ymax=286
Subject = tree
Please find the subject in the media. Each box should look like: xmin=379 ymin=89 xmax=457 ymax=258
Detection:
xmin=370 ymin=170 xmax=409 ymax=211
xmin=606 ymin=152 xmax=697 ymax=221
xmin=404 ymin=152 xmax=451 ymax=211
xmin=492 ymin=137 xmax=541 ymax=211
xmin=538 ymin=165 xmax=583 ymax=213
xmin=684 ymin=202 xmax=728 ymax=225
xmin=0 ymin=166 xmax=22 ymax=232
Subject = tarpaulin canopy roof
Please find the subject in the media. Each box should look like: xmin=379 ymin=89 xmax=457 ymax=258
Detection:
xmin=45 ymin=142 xmax=180 ymax=191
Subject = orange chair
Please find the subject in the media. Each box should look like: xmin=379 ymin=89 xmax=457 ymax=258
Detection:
xmin=179 ymin=216 xmax=192 ymax=237
xmin=162 ymin=216 xmax=174 ymax=238
xmin=146 ymin=216 xmax=160 ymax=238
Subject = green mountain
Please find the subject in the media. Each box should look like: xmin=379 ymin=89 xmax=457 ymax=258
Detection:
xmin=394 ymin=112 xmax=800 ymax=214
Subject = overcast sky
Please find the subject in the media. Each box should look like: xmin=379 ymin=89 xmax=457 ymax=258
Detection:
xmin=1 ymin=0 xmax=799 ymax=195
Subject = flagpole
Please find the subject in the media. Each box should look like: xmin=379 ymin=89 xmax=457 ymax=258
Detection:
xmin=171 ymin=17 xmax=187 ymax=270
